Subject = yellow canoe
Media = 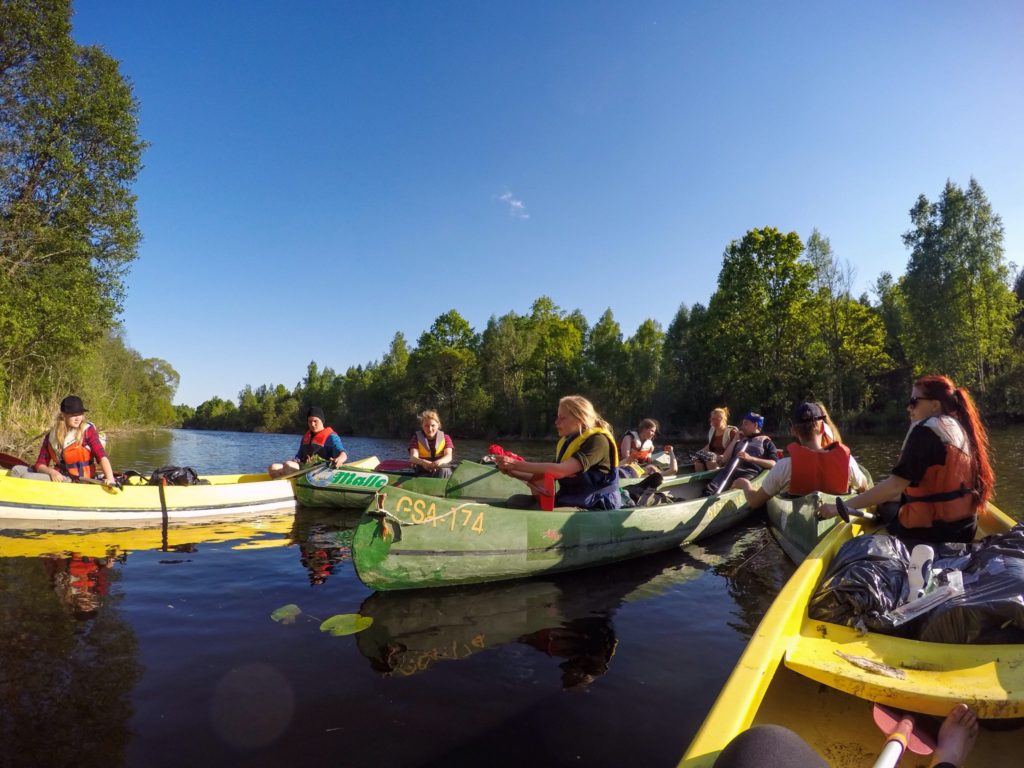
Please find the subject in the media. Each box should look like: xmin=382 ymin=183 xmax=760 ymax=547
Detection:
xmin=0 ymin=471 xmax=295 ymax=530
xmin=681 ymin=504 xmax=1023 ymax=767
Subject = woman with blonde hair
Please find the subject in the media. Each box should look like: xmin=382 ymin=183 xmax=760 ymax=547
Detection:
xmin=694 ymin=407 xmax=740 ymax=471
xmin=408 ymin=409 xmax=454 ymax=478
xmin=496 ymin=395 xmax=623 ymax=510
xmin=28 ymin=395 xmax=117 ymax=486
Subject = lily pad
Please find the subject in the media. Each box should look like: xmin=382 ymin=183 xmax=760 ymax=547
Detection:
xmin=319 ymin=613 xmax=373 ymax=636
xmin=271 ymin=604 xmax=302 ymax=624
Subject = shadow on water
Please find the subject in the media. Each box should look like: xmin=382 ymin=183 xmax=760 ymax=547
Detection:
xmin=356 ymin=547 xmax=705 ymax=687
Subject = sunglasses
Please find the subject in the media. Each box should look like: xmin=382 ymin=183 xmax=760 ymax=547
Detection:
xmin=907 ymin=396 xmax=933 ymax=408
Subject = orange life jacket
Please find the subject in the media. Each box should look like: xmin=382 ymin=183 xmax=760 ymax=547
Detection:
xmin=787 ymin=442 xmax=851 ymax=496
xmin=56 ymin=424 xmax=97 ymax=479
xmin=623 ymin=430 xmax=654 ymax=463
xmin=415 ymin=430 xmax=447 ymax=460
xmin=298 ymin=426 xmax=338 ymax=462
xmin=898 ymin=415 xmax=978 ymax=529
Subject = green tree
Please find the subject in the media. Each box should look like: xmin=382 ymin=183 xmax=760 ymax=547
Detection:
xmin=582 ymin=309 xmax=628 ymax=421
xmin=901 ymin=178 xmax=1018 ymax=391
xmin=623 ymin=318 xmax=664 ymax=425
xmin=803 ymin=229 xmax=892 ymax=414
xmin=0 ymin=0 xmax=145 ymax=399
xmin=479 ymin=312 xmax=537 ymax=435
xmin=408 ymin=310 xmax=480 ymax=429
xmin=700 ymin=227 xmax=817 ymax=420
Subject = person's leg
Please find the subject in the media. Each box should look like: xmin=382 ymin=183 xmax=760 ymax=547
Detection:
xmin=9 ymin=465 xmax=54 ymax=481
xmin=713 ymin=725 xmax=827 ymax=768
xmin=930 ymin=703 xmax=978 ymax=768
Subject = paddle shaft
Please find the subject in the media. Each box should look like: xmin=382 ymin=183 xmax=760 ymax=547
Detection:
xmin=713 ymin=439 xmax=750 ymax=492
xmin=872 ymin=714 xmax=915 ymax=768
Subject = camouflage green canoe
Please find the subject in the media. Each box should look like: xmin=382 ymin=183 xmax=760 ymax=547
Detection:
xmin=351 ymin=470 xmax=764 ymax=590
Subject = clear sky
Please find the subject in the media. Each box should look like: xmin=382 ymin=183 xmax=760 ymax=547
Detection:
xmin=71 ymin=1 xmax=1024 ymax=406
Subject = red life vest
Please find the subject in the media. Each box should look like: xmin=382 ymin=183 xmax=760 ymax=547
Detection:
xmin=899 ymin=416 xmax=978 ymax=529
xmin=787 ymin=442 xmax=851 ymax=495
xmin=298 ymin=427 xmax=338 ymax=462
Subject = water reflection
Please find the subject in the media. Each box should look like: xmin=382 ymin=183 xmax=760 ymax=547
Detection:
xmin=356 ymin=549 xmax=705 ymax=688
xmin=290 ymin=507 xmax=362 ymax=586
xmin=41 ymin=550 xmax=125 ymax=621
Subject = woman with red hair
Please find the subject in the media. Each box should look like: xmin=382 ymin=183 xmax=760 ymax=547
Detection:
xmin=820 ymin=375 xmax=993 ymax=543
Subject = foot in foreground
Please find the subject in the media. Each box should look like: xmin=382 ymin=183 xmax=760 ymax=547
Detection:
xmin=931 ymin=703 xmax=978 ymax=768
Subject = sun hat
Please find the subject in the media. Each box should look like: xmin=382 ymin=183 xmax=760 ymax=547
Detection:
xmin=60 ymin=395 xmax=88 ymax=414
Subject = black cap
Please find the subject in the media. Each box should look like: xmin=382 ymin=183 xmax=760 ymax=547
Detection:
xmin=306 ymin=405 xmax=326 ymax=421
xmin=791 ymin=402 xmax=825 ymax=423
xmin=60 ymin=395 xmax=88 ymax=414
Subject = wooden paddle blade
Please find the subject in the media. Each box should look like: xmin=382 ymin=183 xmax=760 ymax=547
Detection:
xmin=872 ymin=704 xmax=936 ymax=755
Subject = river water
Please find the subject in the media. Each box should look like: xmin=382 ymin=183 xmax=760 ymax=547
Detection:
xmin=1 ymin=427 xmax=1022 ymax=767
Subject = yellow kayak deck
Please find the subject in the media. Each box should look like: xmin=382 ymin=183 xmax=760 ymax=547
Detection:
xmin=786 ymin=619 xmax=1024 ymax=718
xmin=681 ymin=503 xmax=1023 ymax=767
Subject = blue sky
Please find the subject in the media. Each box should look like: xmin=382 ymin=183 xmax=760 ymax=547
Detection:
xmin=71 ymin=1 xmax=1024 ymax=406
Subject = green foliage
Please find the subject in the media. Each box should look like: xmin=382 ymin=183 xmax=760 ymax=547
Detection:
xmin=0 ymin=0 xmax=153 ymax=439
xmin=179 ymin=179 xmax=1023 ymax=439
xmin=900 ymin=178 xmax=1018 ymax=391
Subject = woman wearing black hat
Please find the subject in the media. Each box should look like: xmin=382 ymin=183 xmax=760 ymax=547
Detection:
xmin=268 ymin=406 xmax=348 ymax=478
xmin=29 ymin=395 xmax=117 ymax=485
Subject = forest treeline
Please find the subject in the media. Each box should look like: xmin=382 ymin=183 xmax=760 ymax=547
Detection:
xmin=180 ymin=178 xmax=1023 ymax=439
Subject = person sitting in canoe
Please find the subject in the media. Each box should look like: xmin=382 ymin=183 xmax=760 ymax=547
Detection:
xmin=702 ymin=411 xmax=777 ymax=496
xmin=495 ymin=395 xmax=625 ymax=510
xmin=14 ymin=395 xmax=118 ymax=486
xmin=408 ymin=409 xmax=454 ymax=479
xmin=819 ymin=374 xmax=993 ymax=543
xmin=693 ymin=407 xmax=740 ymax=471
xmin=814 ymin=400 xmax=841 ymax=446
xmin=733 ymin=401 xmax=869 ymax=507
xmin=268 ymin=405 xmax=348 ymax=478
xmin=617 ymin=418 xmax=678 ymax=477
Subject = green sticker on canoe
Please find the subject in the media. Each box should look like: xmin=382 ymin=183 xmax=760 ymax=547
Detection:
xmin=319 ymin=613 xmax=374 ymax=636
xmin=307 ymin=469 xmax=390 ymax=491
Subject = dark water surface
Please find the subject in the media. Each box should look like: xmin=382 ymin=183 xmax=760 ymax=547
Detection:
xmin=2 ymin=427 xmax=1022 ymax=767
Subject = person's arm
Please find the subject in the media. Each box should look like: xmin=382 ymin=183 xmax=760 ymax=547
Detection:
xmin=719 ymin=428 xmax=739 ymax=462
xmin=435 ymin=444 xmax=453 ymax=468
xmin=664 ymin=446 xmax=678 ymax=474
xmin=818 ymin=474 xmax=910 ymax=519
xmin=495 ymin=455 xmax=583 ymax=480
xmin=737 ymin=440 xmax=776 ymax=470
xmin=849 ymin=458 xmax=869 ymax=493
xmin=99 ymin=456 xmax=116 ymax=486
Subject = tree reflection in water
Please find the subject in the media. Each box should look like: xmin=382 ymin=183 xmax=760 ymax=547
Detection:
xmin=0 ymin=550 xmax=141 ymax=768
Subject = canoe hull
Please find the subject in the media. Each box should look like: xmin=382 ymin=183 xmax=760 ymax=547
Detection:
xmin=680 ymin=503 xmax=1023 ymax=768
xmin=351 ymin=471 xmax=761 ymax=590
xmin=0 ymin=472 xmax=295 ymax=530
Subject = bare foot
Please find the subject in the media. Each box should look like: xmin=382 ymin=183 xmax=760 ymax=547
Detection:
xmin=930 ymin=703 xmax=978 ymax=767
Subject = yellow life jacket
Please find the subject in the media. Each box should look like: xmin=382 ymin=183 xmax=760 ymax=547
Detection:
xmin=555 ymin=427 xmax=619 ymax=468
xmin=415 ymin=430 xmax=448 ymax=460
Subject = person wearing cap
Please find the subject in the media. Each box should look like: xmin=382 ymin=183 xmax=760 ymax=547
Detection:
xmin=733 ymin=402 xmax=868 ymax=507
xmin=703 ymin=411 xmax=777 ymax=495
xmin=268 ymin=406 xmax=348 ymax=478
xmin=22 ymin=395 xmax=117 ymax=485
xmin=408 ymin=409 xmax=454 ymax=478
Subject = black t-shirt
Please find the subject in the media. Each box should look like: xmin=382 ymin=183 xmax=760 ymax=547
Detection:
xmin=892 ymin=424 xmax=947 ymax=485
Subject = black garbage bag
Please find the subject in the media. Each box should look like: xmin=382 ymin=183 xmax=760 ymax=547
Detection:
xmin=917 ymin=524 xmax=1024 ymax=644
xmin=808 ymin=534 xmax=910 ymax=633
xmin=147 ymin=466 xmax=206 ymax=486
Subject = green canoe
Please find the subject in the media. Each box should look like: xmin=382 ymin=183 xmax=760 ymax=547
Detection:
xmin=763 ymin=467 xmax=873 ymax=564
xmin=351 ymin=470 xmax=764 ymax=590
xmin=294 ymin=459 xmax=527 ymax=509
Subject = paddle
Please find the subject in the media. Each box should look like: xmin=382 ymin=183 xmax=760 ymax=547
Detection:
xmin=0 ymin=451 xmax=29 ymax=470
xmin=836 ymin=496 xmax=876 ymax=523
xmin=708 ymin=438 xmax=750 ymax=494
xmin=871 ymin=704 xmax=936 ymax=768
xmin=77 ymin=476 xmax=123 ymax=492
xmin=278 ymin=462 xmax=333 ymax=481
